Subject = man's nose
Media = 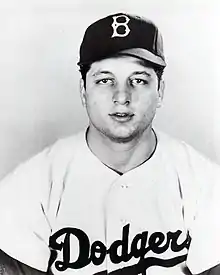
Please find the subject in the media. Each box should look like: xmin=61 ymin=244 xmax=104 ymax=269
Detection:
xmin=112 ymin=86 xmax=131 ymax=105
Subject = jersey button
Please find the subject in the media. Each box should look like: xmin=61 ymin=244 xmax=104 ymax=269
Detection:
xmin=120 ymin=218 xmax=127 ymax=224
xmin=121 ymin=184 xmax=128 ymax=188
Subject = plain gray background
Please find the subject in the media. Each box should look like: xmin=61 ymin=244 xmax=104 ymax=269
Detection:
xmin=0 ymin=0 xmax=220 ymax=179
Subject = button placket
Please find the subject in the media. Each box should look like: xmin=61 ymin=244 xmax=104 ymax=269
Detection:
xmin=104 ymin=177 xmax=131 ymax=272
xmin=120 ymin=180 xmax=129 ymax=224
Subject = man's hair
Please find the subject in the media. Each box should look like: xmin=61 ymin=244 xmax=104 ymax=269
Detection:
xmin=79 ymin=58 xmax=164 ymax=90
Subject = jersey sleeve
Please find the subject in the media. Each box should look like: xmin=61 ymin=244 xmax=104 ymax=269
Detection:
xmin=182 ymin=144 xmax=220 ymax=274
xmin=0 ymin=148 xmax=53 ymax=272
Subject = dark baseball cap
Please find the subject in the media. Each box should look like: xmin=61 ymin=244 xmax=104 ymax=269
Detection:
xmin=77 ymin=13 xmax=166 ymax=68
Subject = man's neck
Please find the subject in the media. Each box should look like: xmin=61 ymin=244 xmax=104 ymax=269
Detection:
xmin=86 ymin=125 xmax=157 ymax=174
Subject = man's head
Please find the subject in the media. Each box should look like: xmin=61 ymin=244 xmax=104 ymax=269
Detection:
xmin=77 ymin=13 xmax=166 ymax=143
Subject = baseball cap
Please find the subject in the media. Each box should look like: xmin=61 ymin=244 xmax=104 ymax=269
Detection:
xmin=77 ymin=13 xmax=166 ymax=68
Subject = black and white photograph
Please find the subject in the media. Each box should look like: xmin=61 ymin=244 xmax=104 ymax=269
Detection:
xmin=0 ymin=1 xmax=220 ymax=274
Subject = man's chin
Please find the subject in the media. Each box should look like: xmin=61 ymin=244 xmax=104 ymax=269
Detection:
xmin=105 ymin=129 xmax=139 ymax=144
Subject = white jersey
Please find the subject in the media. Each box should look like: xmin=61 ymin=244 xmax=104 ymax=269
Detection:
xmin=0 ymin=129 xmax=219 ymax=275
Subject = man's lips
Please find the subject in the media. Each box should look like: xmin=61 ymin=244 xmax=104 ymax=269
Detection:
xmin=109 ymin=112 xmax=134 ymax=122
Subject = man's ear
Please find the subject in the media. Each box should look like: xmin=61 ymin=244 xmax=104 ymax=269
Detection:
xmin=157 ymin=79 xmax=165 ymax=108
xmin=80 ymin=78 xmax=86 ymax=107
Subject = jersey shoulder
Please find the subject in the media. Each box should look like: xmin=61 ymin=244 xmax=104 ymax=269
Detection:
xmin=0 ymin=129 xmax=87 ymax=224
xmin=155 ymin=128 xmax=220 ymax=199
xmin=155 ymin=129 xmax=219 ymax=172
xmin=0 ymin=129 xmax=86 ymax=188
xmin=47 ymin=129 xmax=86 ymax=164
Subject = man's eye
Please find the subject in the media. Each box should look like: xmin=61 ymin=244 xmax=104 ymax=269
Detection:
xmin=96 ymin=78 xmax=114 ymax=85
xmin=130 ymin=79 xmax=148 ymax=85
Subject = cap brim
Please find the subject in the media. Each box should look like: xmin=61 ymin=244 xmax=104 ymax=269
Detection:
xmin=118 ymin=48 xmax=166 ymax=67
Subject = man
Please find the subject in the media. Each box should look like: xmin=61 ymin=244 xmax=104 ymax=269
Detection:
xmin=0 ymin=12 xmax=219 ymax=275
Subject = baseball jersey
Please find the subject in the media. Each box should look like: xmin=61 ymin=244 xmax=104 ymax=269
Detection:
xmin=0 ymin=128 xmax=219 ymax=275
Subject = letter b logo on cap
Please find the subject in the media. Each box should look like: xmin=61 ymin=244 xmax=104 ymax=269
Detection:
xmin=111 ymin=15 xmax=130 ymax=38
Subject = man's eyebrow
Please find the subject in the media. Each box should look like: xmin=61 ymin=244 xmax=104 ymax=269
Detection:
xmin=92 ymin=70 xmax=114 ymax=77
xmin=131 ymin=71 xmax=151 ymax=77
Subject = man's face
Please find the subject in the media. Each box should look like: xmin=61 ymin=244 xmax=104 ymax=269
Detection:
xmin=81 ymin=56 xmax=164 ymax=143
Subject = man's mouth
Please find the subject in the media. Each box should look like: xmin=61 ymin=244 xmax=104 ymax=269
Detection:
xmin=109 ymin=112 xmax=134 ymax=122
